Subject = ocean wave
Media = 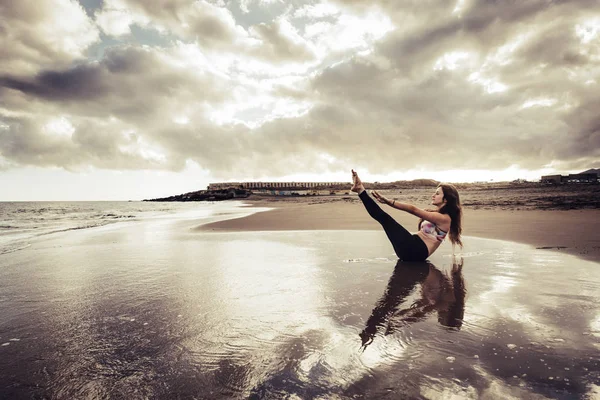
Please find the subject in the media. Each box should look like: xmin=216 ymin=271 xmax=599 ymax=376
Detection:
xmin=0 ymin=243 xmax=31 ymax=255
xmin=0 ymin=220 xmax=131 ymax=256
xmin=0 ymin=201 xmax=220 ymax=256
xmin=39 ymin=220 xmax=119 ymax=237
xmin=99 ymin=213 xmax=137 ymax=219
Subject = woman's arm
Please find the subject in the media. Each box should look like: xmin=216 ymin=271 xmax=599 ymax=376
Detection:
xmin=372 ymin=190 xmax=451 ymax=228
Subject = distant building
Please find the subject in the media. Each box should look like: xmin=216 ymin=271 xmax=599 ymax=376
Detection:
xmin=207 ymin=181 xmax=348 ymax=190
xmin=565 ymin=173 xmax=598 ymax=183
xmin=541 ymin=173 xmax=598 ymax=184
xmin=541 ymin=175 xmax=563 ymax=184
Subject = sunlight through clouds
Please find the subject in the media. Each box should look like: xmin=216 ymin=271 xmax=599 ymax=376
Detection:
xmin=173 ymin=116 xmax=190 ymax=125
xmin=433 ymin=51 xmax=474 ymax=71
xmin=44 ymin=117 xmax=76 ymax=139
xmin=575 ymin=17 xmax=600 ymax=44
xmin=452 ymin=0 xmax=472 ymax=17
xmin=303 ymin=9 xmax=394 ymax=56
xmin=467 ymin=72 xmax=508 ymax=94
xmin=575 ymin=17 xmax=600 ymax=64
xmin=520 ymin=98 xmax=558 ymax=109
xmin=1 ymin=0 xmax=599 ymax=199
xmin=95 ymin=0 xmax=151 ymax=36
xmin=294 ymin=2 xmax=340 ymax=19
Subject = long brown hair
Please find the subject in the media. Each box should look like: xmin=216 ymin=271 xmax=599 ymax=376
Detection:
xmin=437 ymin=183 xmax=463 ymax=248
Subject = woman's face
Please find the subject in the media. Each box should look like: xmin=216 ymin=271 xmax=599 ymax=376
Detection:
xmin=431 ymin=187 xmax=446 ymax=207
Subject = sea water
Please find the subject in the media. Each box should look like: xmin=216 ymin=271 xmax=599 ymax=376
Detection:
xmin=0 ymin=202 xmax=599 ymax=399
xmin=0 ymin=201 xmax=265 ymax=255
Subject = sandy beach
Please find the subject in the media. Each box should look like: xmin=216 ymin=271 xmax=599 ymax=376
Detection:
xmin=200 ymin=195 xmax=600 ymax=263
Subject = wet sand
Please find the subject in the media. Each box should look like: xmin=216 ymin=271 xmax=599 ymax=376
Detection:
xmin=200 ymin=197 xmax=600 ymax=263
xmin=1 ymin=219 xmax=599 ymax=399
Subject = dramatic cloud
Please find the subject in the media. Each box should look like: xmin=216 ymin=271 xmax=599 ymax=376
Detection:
xmin=96 ymin=0 xmax=244 ymax=45
xmin=1 ymin=0 xmax=599 ymax=185
xmin=0 ymin=0 xmax=99 ymax=75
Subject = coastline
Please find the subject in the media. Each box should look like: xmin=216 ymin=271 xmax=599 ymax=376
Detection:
xmin=200 ymin=197 xmax=600 ymax=263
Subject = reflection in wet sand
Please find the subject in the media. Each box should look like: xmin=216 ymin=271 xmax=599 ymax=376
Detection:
xmin=360 ymin=258 xmax=466 ymax=350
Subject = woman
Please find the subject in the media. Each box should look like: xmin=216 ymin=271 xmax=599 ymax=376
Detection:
xmin=351 ymin=169 xmax=462 ymax=261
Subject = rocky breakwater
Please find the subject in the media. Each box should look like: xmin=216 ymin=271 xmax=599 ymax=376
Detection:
xmin=144 ymin=188 xmax=251 ymax=202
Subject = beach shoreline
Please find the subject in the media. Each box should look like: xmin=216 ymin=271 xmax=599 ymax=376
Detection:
xmin=199 ymin=196 xmax=600 ymax=263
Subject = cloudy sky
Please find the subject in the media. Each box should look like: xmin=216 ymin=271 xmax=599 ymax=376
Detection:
xmin=1 ymin=0 xmax=599 ymax=200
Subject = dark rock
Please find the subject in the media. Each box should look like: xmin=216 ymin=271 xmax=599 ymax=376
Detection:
xmin=144 ymin=188 xmax=251 ymax=202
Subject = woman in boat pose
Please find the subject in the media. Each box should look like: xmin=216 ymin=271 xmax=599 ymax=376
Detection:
xmin=351 ymin=169 xmax=463 ymax=261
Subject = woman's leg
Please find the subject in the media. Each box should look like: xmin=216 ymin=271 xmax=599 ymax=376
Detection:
xmin=358 ymin=190 xmax=418 ymax=259
xmin=351 ymin=170 xmax=427 ymax=261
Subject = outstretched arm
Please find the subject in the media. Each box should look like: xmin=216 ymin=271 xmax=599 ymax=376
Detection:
xmin=372 ymin=190 xmax=451 ymax=227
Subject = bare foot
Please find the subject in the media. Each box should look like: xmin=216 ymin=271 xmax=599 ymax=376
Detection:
xmin=351 ymin=169 xmax=365 ymax=193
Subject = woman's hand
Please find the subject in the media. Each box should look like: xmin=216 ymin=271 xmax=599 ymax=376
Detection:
xmin=372 ymin=190 xmax=391 ymax=205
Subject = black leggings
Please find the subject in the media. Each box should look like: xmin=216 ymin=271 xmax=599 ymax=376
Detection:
xmin=359 ymin=191 xmax=429 ymax=262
